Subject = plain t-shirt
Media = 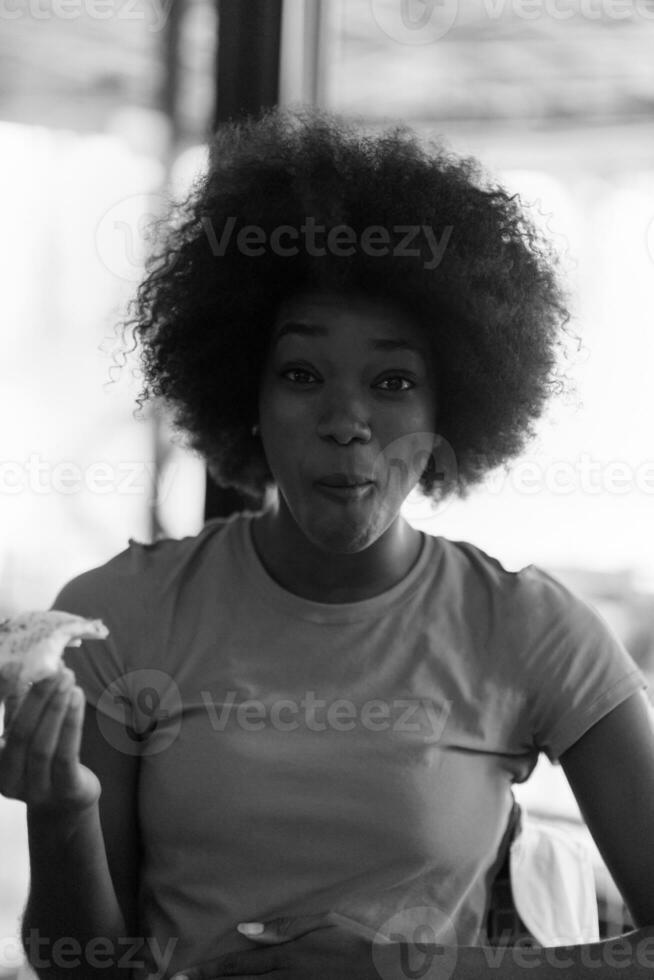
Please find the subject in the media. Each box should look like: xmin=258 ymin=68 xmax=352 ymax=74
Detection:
xmin=51 ymin=512 xmax=648 ymax=978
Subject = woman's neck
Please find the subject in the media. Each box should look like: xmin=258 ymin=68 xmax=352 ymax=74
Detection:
xmin=250 ymin=506 xmax=424 ymax=603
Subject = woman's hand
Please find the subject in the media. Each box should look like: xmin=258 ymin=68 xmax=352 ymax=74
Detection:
xmin=0 ymin=667 xmax=101 ymax=813
xmin=170 ymin=911 xmax=391 ymax=980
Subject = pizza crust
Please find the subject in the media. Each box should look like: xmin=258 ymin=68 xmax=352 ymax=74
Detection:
xmin=0 ymin=610 xmax=109 ymax=687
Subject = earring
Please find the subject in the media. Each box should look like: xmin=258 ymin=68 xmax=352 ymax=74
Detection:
xmin=251 ymin=422 xmax=260 ymax=437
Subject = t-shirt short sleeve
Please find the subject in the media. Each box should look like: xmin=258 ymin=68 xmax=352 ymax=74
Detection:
xmin=48 ymin=541 xmax=155 ymax=726
xmin=515 ymin=564 xmax=649 ymax=764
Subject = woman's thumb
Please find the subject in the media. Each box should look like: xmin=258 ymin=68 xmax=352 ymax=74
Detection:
xmin=236 ymin=912 xmax=334 ymax=943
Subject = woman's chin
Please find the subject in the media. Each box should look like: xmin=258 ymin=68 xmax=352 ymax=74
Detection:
xmin=300 ymin=513 xmax=383 ymax=555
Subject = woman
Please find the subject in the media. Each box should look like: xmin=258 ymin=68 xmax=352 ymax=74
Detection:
xmin=2 ymin=107 xmax=654 ymax=980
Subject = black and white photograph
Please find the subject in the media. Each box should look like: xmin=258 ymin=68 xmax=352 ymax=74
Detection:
xmin=1 ymin=2 xmax=654 ymax=978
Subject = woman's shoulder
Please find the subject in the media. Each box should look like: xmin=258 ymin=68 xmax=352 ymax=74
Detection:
xmin=432 ymin=534 xmax=530 ymax=608
xmin=430 ymin=534 xmax=597 ymax=637
xmin=123 ymin=514 xmax=237 ymax=567
xmin=435 ymin=535 xmax=523 ymax=579
xmin=52 ymin=513 xmax=246 ymax=614
xmin=434 ymin=534 xmax=573 ymax=596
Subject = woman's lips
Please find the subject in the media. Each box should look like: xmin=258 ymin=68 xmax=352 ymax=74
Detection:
xmin=315 ymin=482 xmax=375 ymax=502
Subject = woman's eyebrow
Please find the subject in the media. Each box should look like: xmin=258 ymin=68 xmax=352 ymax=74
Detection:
xmin=274 ymin=321 xmax=425 ymax=355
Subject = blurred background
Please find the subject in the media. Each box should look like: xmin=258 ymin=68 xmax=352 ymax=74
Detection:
xmin=2 ymin=1 xmax=654 ymax=974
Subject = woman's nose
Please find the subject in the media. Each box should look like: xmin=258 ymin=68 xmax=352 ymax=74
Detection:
xmin=316 ymin=402 xmax=372 ymax=444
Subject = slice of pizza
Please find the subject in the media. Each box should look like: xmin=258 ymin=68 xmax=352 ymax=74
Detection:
xmin=0 ymin=610 xmax=109 ymax=687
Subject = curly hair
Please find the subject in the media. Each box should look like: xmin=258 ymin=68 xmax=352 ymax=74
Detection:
xmin=110 ymin=105 xmax=575 ymax=505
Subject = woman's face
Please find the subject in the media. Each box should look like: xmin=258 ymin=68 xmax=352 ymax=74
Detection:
xmin=257 ymin=289 xmax=438 ymax=554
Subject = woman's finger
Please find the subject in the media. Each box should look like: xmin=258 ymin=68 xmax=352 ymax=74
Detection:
xmin=0 ymin=673 xmax=68 ymax=798
xmin=5 ymin=670 xmax=72 ymax=735
xmin=3 ymin=692 xmax=24 ymax=731
xmin=50 ymin=687 xmax=86 ymax=795
xmin=25 ymin=674 xmax=76 ymax=799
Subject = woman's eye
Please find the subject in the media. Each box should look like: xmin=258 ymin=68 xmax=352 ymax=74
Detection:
xmin=282 ymin=368 xmax=317 ymax=384
xmin=280 ymin=370 xmax=414 ymax=391
xmin=377 ymin=376 xmax=415 ymax=392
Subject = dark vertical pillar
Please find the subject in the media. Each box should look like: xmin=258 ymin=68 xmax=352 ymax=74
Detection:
xmin=150 ymin=0 xmax=184 ymax=543
xmin=214 ymin=0 xmax=284 ymax=126
xmin=204 ymin=0 xmax=283 ymax=521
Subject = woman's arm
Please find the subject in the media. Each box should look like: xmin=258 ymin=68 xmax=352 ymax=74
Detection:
xmin=405 ymin=689 xmax=654 ymax=978
xmin=558 ymin=687 xmax=654 ymax=928
xmin=1 ymin=670 xmax=141 ymax=979
xmin=23 ymin=801 xmax=130 ymax=978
